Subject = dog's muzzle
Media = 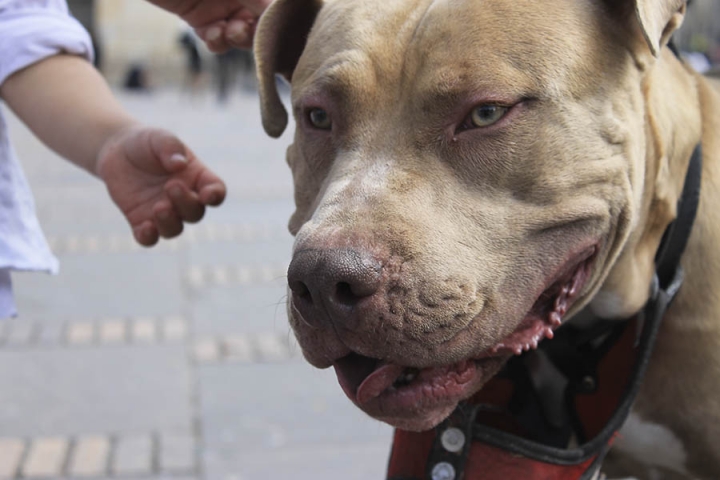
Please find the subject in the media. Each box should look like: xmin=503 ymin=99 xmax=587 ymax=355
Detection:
xmin=386 ymin=144 xmax=702 ymax=480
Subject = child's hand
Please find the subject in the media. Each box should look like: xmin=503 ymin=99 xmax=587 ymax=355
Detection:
xmin=96 ymin=126 xmax=226 ymax=247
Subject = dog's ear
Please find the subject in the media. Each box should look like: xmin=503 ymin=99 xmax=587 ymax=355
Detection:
xmin=635 ymin=0 xmax=687 ymax=56
xmin=254 ymin=0 xmax=323 ymax=138
xmin=607 ymin=0 xmax=687 ymax=57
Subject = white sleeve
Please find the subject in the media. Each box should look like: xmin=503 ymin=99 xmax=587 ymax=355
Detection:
xmin=0 ymin=0 xmax=94 ymax=86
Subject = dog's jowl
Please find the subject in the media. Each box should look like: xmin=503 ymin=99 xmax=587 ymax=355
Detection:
xmin=254 ymin=0 xmax=720 ymax=477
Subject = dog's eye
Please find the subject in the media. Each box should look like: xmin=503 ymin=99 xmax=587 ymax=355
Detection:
xmin=308 ymin=108 xmax=332 ymax=130
xmin=468 ymin=105 xmax=508 ymax=128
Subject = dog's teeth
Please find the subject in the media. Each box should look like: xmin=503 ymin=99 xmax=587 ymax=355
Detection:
xmin=393 ymin=368 xmax=419 ymax=388
xmin=569 ymin=279 xmax=579 ymax=296
xmin=550 ymin=311 xmax=562 ymax=326
xmin=544 ymin=327 xmax=555 ymax=340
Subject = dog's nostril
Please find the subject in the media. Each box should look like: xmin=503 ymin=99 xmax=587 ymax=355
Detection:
xmin=288 ymin=248 xmax=383 ymax=327
xmin=290 ymin=280 xmax=313 ymax=304
xmin=335 ymin=281 xmax=359 ymax=306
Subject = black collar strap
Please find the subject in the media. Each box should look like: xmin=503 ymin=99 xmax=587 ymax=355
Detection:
xmin=387 ymin=143 xmax=703 ymax=480
xmin=656 ymin=145 xmax=703 ymax=289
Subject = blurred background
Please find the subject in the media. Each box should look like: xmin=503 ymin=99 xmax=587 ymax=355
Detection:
xmin=0 ymin=1 xmax=718 ymax=480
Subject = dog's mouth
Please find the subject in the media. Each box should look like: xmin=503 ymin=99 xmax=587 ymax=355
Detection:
xmin=332 ymin=246 xmax=596 ymax=429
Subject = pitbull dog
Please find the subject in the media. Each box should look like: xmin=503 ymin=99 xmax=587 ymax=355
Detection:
xmin=254 ymin=0 xmax=720 ymax=477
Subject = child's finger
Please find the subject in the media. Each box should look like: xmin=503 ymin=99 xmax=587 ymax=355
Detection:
xmin=194 ymin=168 xmax=227 ymax=206
xmin=121 ymin=128 xmax=189 ymax=175
xmin=149 ymin=131 xmax=191 ymax=174
xmin=167 ymin=182 xmax=206 ymax=223
xmin=153 ymin=202 xmax=185 ymax=238
xmin=133 ymin=221 xmax=159 ymax=247
xmin=199 ymin=183 xmax=227 ymax=207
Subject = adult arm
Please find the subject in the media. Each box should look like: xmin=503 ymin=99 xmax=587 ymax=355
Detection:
xmin=147 ymin=0 xmax=272 ymax=52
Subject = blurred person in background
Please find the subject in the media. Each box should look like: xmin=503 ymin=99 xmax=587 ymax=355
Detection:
xmin=178 ymin=29 xmax=205 ymax=94
xmin=0 ymin=0 xmax=276 ymax=319
xmin=215 ymin=48 xmax=255 ymax=103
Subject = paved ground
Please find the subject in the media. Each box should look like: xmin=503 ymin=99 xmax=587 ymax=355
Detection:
xmin=0 ymin=88 xmax=393 ymax=479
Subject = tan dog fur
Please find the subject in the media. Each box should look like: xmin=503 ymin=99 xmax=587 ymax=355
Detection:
xmin=255 ymin=0 xmax=720 ymax=477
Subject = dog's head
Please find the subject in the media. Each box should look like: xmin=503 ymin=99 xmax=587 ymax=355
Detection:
xmin=255 ymin=0 xmax=699 ymax=431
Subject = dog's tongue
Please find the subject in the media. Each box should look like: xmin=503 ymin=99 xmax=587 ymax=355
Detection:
xmin=334 ymin=359 xmax=405 ymax=405
xmin=355 ymin=364 xmax=405 ymax=404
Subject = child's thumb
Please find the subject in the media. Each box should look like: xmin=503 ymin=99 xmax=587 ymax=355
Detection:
xmin=149 ymin=129 xmax=190 ymax=173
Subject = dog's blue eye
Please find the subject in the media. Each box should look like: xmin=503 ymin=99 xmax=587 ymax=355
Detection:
xmin=308 ymin=108 xmax=332 ymax=130
xmin=469 ymin=105 xmax=508 ymax=128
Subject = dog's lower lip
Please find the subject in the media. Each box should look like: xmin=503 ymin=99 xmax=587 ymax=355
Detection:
xmin=334 ymin=356 xmax=478 ymax=406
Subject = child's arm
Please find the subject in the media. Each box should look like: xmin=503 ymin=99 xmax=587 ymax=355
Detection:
xmin=1 ymin=55 xmax=134 ymax=173
xmin=1 ymin=54 xmax=226 ymax=246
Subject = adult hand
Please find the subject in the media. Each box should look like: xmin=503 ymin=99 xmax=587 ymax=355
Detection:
xmin=147 ymin=0 xmax=272 ymax=52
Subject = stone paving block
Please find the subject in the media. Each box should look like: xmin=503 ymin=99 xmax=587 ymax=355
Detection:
xmin=66 ymin=235 xmax=82 ymax=254
xmin=204 ymin=443 xmax=391 ymax=480
xmin=106 ymin=236 xmax=139 ymax=253
xmin=256 ymin=333 xmax=291 ymax=362
xmin=131 ymin=318 xmax=157 ymax=343
xmin=112 ymin=434 xmax=153 ymax=476
xmin=236 ymin=267 xmax=253 ymax=284
xmin=211 ymin=266 xmax=229 ymax=286
xmin=187 ymin=235 xmax=293 ymax=271
xmin=199 ymin=363 xmax=393 ymax=451
xmin=259 ymin=265 xmax=283 ymax=283
xmin=92 ymin=477 xmax=196 ymax=480
xmin=36 ymin=323 xmax=64 ymax=346
xmin=0 ymin=346 xmax=192 ymax=436
xmin=192 ymin=285 xmax=291 ymax=336
xmin=99 ymin=320 xmax=126 ymax=344
xmin=45 ymin=236 xmax=59 ymax=252
xmin=183 ymin=228 xmax=199 ymax=244
xmin=186 ymin=264 xmax=291 ymax=288
xmin=85 ymin=236 xmax=101 ymax=253
xmin=68 ymin=435 xmax=110 ymax=477
xmin=159 ymin=432 xmax=195 ymax=474
xmin=13 ymin=253 xmax=184 ymax=318
xmin=199 ymin=362 xmax=394 ymax=479
xmin=67 ymin=322 xmax=94 ymax=345
xmin=22 ymin=437 xmax=68 ymax=478
xmin=222 ymin=335 xmax=253 ymax=362
xmin=193 ymin=339 xmax=220 ymax=364
xmin=186 ymin=266 xmax=204 ymax=289
xmin=5 ymin=322 xmax=34 ymax=347
xmin=0 ymin=438 xmax=25 ymax=479
xmin=162 ymin=316 xmax=187 ymax=342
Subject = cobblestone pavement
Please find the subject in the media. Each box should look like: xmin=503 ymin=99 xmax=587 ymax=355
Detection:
xmin=0 ymin=90 xmax=393 ymax=479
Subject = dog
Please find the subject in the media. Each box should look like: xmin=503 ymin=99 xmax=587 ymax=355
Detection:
xmin=254 ymin=0 xmax=720 ymax=477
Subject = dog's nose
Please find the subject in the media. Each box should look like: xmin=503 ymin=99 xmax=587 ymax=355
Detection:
xmin=288 ymin=248 xmax=382 ymax=328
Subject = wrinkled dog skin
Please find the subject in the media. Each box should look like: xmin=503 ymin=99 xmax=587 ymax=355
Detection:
xmin=255 ymin=0 xmax=720 ymax=477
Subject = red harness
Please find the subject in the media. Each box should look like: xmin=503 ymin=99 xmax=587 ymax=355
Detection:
xmin=385 ymin=144 xmax=702 ymax=480
xmin=386 ymin=317 xmax=637 ymax=480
